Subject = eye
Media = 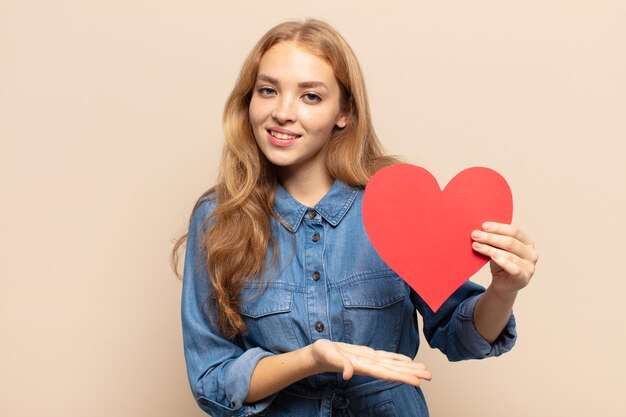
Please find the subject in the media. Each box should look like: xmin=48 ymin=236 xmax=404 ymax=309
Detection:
xmin=303 ymin=93 xmax=321 ymax=103
xmin=257 ymin=87 xmax=276 ymax=97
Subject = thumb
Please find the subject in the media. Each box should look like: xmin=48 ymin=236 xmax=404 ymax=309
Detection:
xmin=341 ymin=357 xmax=354 ymax=380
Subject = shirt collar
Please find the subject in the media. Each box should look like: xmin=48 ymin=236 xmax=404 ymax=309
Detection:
xmin=274 ymin=179 xmax=360 ymax=233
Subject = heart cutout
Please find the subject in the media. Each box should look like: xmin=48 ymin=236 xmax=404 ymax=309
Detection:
xmin=362 ymin=164 xmax=513 ymax=312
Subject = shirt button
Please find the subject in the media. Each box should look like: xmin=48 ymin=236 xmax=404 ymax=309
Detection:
xmin=312 ymin=271 xmax=321 ymax=281
xmin=312 ymin=233 xmax=320 ymax=242
xmin=314 ymin=321 xmax=325 ymax=332
xmin=307 ymin=210 xmax=317 ymax=219
xmin=198 ymin=398 xmax=209 ymax=406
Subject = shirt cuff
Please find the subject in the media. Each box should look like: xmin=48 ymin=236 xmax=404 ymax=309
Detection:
xmin=456 ymin=294 xmax=517 ymax=358
xmin=196 ymin=347 xmax=277 ymax=417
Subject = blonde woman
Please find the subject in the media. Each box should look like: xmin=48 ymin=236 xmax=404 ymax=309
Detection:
xmin=173 ymin=19 xmax=538 ymax=417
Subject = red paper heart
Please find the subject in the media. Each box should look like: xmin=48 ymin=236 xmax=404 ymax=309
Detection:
xmin=362 ymin=164 xmax=513 ymax=312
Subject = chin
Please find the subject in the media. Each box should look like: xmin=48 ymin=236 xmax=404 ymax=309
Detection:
xmin=266 ymin=156 xmax=297 ymax=168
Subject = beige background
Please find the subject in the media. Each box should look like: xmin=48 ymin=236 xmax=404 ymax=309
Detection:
xmin=1 ymin=1 xmax=624 ymax=416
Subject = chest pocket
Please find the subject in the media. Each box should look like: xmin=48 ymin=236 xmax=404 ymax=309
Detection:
xmin=340 ymin=274 xmax=406 ymax=352
xmin=239 ymin=285 xmax=298 ymax=353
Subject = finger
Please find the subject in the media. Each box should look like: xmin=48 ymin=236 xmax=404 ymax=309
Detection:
xmin=472 ymin=230 xmax=536 ymax=262
xmin=472 ymin=242 xmax=525 ymax=275
xmin=377 ymin=361 xmax=433 ymax=381
xmin=490 ymin=251 xmax=523 ymax=277
xmin=335 ymin=343 xmax=413 ymax=363
xmin=355 ymin=364 xmax=432 ymax=385
xmin=375 ymin=357 xmax=429 ymax=371
xmin=367 ymin=362 xmax=433 ymax=385
xmin=345 ymin=352 xmax=432 ymax=380
xmin=482 ymin=222 xmax=533 ymax=246
xmin=368 ymin=349 xmax=428 ymax=371
xmin=373 ymin=349 xmax=414 ymax=362
xmin=472 ymin=242 xmax=533 ymax=278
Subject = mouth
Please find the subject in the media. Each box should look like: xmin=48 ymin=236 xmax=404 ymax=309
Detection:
xmin=266 ymin=129 xmax=302 ymax=141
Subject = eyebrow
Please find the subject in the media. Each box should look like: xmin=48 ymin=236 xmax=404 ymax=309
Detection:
xmin=257 ymin=74 xmax=328 ymax=90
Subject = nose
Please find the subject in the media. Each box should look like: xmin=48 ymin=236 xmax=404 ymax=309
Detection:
xmin=272 ymin=96 xmax=296 ymax=124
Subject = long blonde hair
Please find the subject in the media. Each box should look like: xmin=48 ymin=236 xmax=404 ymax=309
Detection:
xmin=171 ymin=19 xmax=402 ymax=340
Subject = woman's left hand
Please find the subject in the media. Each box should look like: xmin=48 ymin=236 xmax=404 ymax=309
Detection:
xmin=471 ymin=222 xmax=539 ymax=297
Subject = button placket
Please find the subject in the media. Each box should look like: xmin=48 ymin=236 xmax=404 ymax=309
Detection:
xmin=303 ymin=214 xmax=328 ymax=342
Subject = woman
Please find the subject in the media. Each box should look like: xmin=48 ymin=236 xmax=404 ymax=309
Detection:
xmin=172 ymin=18 xmax=538 ymax=417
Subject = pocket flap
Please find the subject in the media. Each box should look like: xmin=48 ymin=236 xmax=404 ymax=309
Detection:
xmin=341 ymin=277 xmax=405 ymax=309
xmin=240 ymin=287 xmax=293 ymax=318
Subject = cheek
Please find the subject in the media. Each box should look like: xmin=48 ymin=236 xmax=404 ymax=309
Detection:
xmin=300 ymin=108 xmax=340 ymax=135
xmin=248 ymin=97 xmax=268 ymax=126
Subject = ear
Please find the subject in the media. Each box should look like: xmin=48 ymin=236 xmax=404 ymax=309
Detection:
xmin=336 ymin=113 xmax=347 ymax=129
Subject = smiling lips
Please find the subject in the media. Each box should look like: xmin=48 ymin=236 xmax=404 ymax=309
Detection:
xmin=266 ymin=128 xmax=301 ymax=147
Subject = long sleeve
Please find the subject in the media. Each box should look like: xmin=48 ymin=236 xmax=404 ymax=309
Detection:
xmin=411 ymin=280 xmax=517 ymax=362
xmin=181 ymin=197 xmax=276 ymax=417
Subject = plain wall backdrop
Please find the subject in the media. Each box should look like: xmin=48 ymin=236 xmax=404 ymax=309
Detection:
xmin=1 ymin=1 xmax=624 ymax=416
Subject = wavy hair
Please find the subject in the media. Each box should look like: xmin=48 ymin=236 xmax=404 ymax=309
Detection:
xmin=171 ymin=18 xmax=402 ymax=340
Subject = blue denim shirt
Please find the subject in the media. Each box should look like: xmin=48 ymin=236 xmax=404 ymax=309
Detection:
xmin=181 ymin=179 xmax=517 ymax=417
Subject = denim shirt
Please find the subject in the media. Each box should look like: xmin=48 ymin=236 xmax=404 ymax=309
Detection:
xmin=181 ymin=179 xmax=517 ymax=417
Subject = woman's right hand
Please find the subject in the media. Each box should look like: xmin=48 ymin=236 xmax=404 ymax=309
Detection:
xmin=309 ymin=339 xmax=432 ymax=386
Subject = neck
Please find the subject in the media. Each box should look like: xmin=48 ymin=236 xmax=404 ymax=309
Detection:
xmin=277 ymin=165 xmax=334 ymax=207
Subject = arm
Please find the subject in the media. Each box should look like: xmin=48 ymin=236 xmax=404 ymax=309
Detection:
xmin=181 ymin=198 xmax=275 ymax=417
xmin=246 ymin=339 xmax=432 ymax=403
xmin=411 ymin=280 xmax=516 ymax=362
xmin=471 ymin=222 xmax=539 ymax=343
xmin=472 ymin=285 xmax=517 ymax=343
xmin=413 ymin=222 xmax=537 ymax=361
xmin=245 ymin=345 xmax=317 ymax=403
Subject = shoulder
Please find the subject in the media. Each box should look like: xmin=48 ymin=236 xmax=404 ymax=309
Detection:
xmin=189 ymin=191 xmax=218 ymax=234
xmin=195 ymin=192 xmax=217 ymax=216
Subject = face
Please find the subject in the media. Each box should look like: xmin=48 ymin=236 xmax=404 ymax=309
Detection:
xmin=249 ymin=42 xmax=347 ymax=177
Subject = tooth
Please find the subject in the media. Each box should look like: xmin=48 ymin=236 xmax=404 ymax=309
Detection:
xmin=273 ymin=131 xmax=296 ymax=140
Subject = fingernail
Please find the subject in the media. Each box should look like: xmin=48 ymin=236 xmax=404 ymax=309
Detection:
xmin=483 ymin=222 xmax=493 ymax=231
xmin=472 ymin=230 xmax=484 ymax=239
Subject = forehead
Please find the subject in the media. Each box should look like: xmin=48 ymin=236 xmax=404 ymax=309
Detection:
xmin=258 ymin=42 xmax=337 ymax=86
